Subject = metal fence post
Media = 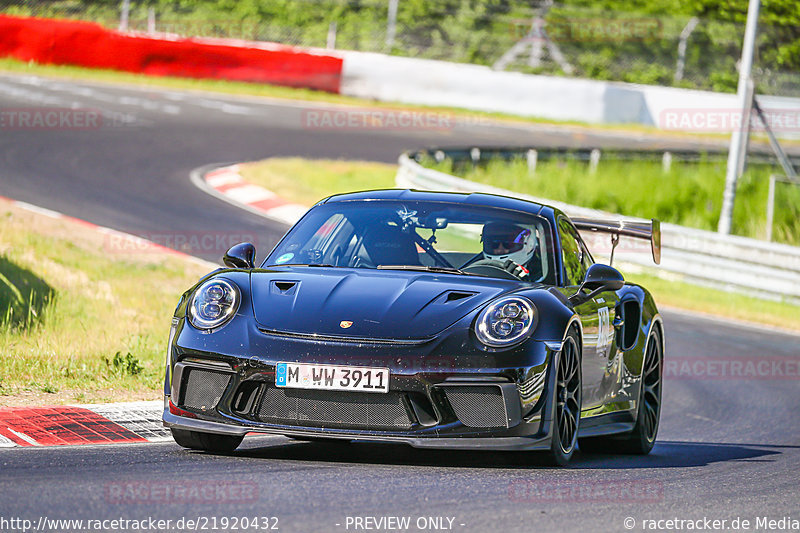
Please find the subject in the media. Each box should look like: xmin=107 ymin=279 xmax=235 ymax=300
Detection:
xmin=766 ymin=174 xmax=776 ymax=242
xmin=662 ymin=151 xmax=672 ymax=173
xmin=527 ymin=149 xmax=538 ymax=175
xmin=470 ymin=148 xmax=481 ymax=168
xmin=753 ymin=99 xmax=798 ymax=180
xmin=675 ymin=17 xmax=699 ymax=82
xmin=718 ymin=0 xmax=761 ymax=235
xmin=327 ymin=22 xmax=337 ymax=50
xmin=119 ymin=0 xmax=130 ymax=32
xmin=589 ymin=149 xmax=601 ymax=175
xmin=386 ymin=0 xmax=399 ymax=49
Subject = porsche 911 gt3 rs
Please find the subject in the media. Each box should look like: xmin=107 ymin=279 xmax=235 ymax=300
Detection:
xmin=163 ymin=189 xmax=664 ymax=465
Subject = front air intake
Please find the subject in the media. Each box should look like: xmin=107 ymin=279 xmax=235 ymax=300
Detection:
xmin=257 ymin=388 xmax=413 ymax=429
xmin=179 ymin=368 xmax=231 ymax=412
xmin=443 ymin=386 xmax=509 ymax=428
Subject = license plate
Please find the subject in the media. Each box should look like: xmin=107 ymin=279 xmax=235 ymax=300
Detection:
xmin=275 ymin=362 xmax=389 ymax=393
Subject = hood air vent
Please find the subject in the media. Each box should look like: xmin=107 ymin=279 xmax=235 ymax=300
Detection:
xmin=272 ymin=281 xmax=298 ymax=295
xmin=444 ymin=291 xmax=476 ymax=303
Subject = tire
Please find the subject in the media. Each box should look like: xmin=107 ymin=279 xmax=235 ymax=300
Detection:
xmin=542 ymin=329 xmax=582 ymax=466
xmin=170 ymin=428 xmax=243 ymax=453
xmin=580 ymin=326 xmax=663 ymax=455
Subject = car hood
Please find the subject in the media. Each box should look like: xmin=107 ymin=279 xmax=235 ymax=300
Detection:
xmin=250 ymin=268 xmax=516 ymax=339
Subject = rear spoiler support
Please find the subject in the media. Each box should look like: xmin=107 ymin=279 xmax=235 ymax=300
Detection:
xmin=572 ymin=218 xmax=661 ymax=266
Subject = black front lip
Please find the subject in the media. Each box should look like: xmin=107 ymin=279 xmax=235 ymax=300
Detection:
xmin=162 ymin=405 xmax=552 ymax=451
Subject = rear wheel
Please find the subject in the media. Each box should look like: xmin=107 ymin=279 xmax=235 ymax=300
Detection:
xmin=542 ymin=330 xmax=582 ymax=466
xmin=580 ymin=327 xmax=663 ymax=454
xmin=170 ymin=428 xmax=243 ymax=453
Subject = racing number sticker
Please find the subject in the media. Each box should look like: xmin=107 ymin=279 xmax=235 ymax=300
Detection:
xmin=597 ymin=306 xmax=612 ymax=357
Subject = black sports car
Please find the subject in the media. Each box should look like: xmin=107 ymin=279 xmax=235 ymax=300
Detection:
xmin=163 ymin=190 xmax=664 ymax=465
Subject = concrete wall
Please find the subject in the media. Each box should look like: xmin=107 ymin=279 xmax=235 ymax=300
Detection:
xmin=340 ymin=50 xmax=800 ymax=139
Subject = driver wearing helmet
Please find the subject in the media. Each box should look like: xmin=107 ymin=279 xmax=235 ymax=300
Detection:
xmin=474 ymin=222 xmax=537 ymax=279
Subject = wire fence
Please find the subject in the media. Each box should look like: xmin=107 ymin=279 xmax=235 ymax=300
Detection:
xmin=1 ymin=0 xmax=798 ymax=97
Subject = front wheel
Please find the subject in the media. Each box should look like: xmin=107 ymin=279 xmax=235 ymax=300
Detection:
xmin=170 ymin=428 xmax=243 ymax=453
xmin=542 ymin=330 xmax=582 ymax=466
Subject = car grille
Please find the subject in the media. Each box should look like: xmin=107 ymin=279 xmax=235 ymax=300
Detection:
xmin=180 ymin=368 xmax=231 ymax=411
xmin=257 ymin=387 xmax=413 ymax=429
xmin=443 ymin=386 xmax=508 ymax=428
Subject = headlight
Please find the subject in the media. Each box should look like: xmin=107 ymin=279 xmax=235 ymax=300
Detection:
xmin=475 ymin=296 xmax=537 ymax=348
xmin=188 ymin=278 xmax=240 ymax=330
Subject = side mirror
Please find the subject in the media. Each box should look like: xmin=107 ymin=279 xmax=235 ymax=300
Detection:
xmin=223 ymin=242 xmax=256 ymax=269
xmin=570 ymin=264 xmax=624 ymax=304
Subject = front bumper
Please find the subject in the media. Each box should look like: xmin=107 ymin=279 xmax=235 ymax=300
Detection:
xmin=162 ymin=317 xmax=562 ymax=451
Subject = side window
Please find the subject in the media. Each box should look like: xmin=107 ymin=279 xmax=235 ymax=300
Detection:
xmin=577 ymin=234 xmax=594 ymax=273
xmin=305 ymin=214 xmax=354 ymax=265
xmin=557 ymin=217 xmax=589 ymax=286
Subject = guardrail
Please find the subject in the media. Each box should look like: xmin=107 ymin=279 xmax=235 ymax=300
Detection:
xmin=396 ymin=149 xmax=800 ymax=305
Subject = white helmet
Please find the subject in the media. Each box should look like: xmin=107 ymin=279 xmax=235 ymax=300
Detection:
xmin=482 ymin=222 xmax=537 ymax=266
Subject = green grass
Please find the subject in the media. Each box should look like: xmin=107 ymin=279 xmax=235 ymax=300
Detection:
xmin=238 ymin=157 xmax=398 ymax=206
xmin=426 ymin=156 xmax=800 ymax=245
xmin=625 ymin=271 xmax=800 ymax=331
xmin=0 ymin=256 xmax=54 ymax=331
xmin=0 ymin=204 xmax=208 ymax=405
xmin=241 ymin=157 xmax=800 ymax=331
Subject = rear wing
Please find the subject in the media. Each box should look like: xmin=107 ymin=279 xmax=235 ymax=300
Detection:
xmin=572 ymin=217 xmax=661 ymax=265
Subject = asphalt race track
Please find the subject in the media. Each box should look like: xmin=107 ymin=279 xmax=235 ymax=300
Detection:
xmin=1 ymin=74 xmax=798 ymax=532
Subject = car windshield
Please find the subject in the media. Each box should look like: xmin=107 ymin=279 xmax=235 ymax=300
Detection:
xmin=264 ymin=199 xmax=556 ymax=284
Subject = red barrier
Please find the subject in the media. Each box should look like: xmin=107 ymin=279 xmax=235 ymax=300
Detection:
xmin=0 ymin=15 xmax=343 ymax=93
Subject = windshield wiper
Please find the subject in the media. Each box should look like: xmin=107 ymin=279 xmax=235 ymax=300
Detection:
xmin=376 ymin=265 xmax=476 ymax=276
xmin=267 ymin=263 xmax=336 ymax=268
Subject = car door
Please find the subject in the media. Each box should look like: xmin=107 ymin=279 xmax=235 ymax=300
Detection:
xmin=557 ymin=216 xmax=618 ymax=412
